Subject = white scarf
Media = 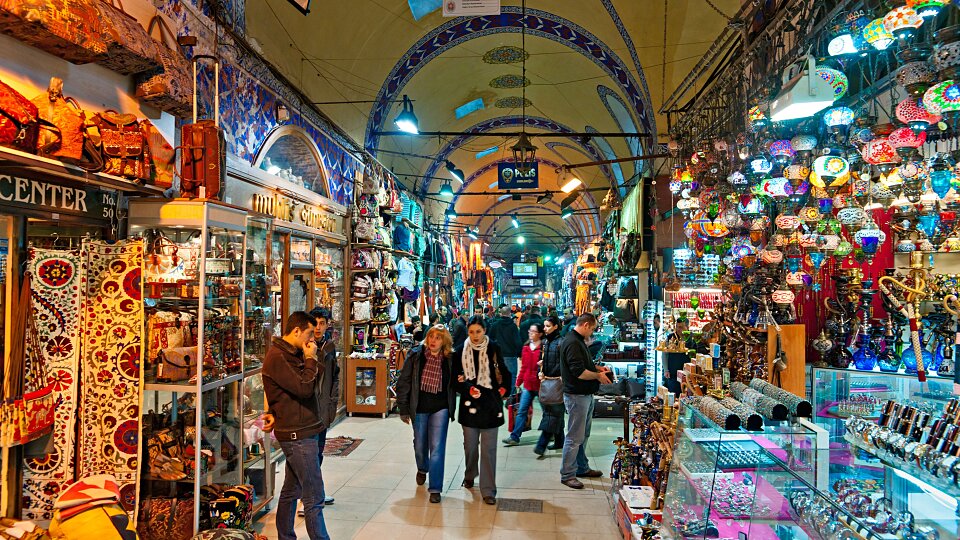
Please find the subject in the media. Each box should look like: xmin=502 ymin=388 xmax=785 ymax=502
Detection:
xmin=462 ymin=336 xmax=492 ymax=389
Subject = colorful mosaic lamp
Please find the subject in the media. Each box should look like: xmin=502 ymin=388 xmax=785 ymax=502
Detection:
xmin=815 ymin=67 xmax=849 ymax=99
xmin=863 ymin=18 xmax=895 ymax=50
xmin=895 ymin=97 xmax=941 ymax=134
xmin=883 ymin=6 xmax=924 ymax=40
xmin=823 ymin=106 xmax=856 ymax=133
xmin=923 ymin=80 xmax=960 ymax=117
xmin=906 ymin=0 xmax=950 ymax=18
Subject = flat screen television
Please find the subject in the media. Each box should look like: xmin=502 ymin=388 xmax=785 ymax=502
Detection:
xmin=512 ymin=262 xmax=538 ymax=278
xmin=518 ymin=278 xmax=537 ymax=287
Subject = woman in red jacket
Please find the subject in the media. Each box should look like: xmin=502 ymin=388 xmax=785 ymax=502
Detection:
xmin=503 ymin=322 xmax=545 ymax=446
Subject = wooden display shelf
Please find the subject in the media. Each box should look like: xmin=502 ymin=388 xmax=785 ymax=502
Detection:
xmin=766 ymin=324 xmax=805 ymax=398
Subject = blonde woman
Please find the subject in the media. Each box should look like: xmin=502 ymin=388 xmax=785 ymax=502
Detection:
xmin=396 ymin=325 xmax=456 ymax=503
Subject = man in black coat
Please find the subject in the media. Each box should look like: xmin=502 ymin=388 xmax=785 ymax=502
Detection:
xmin=486 ymin=305 xmax=523 ymax=391
xmin=449 ymin=310 xmax=468 ymax=349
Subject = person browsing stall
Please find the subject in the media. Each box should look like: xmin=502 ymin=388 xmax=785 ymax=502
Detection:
xmin=503 ymin=321 xmax=545 ymax=446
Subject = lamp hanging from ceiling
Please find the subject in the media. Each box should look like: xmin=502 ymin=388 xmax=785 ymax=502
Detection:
xmin=512 ymin=0 xmax=538 ymax=175
xmin=445 ymin=160 xmax=465 ymax=182
xmin=394 ymin=94 xmax=419 ymax=134
xmin=439 ymin=181 xmax=455 ymax=197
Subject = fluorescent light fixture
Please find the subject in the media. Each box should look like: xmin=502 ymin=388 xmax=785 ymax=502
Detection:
xmin=445 ymin=206 xmax=458 ymax=219
xmin=517 ymin=235 xmax=525 ymax=245
xmin=488 ymin=180 xmax=500 ymax=189
xmin=497 ymin=194 xmax=511 ymax=202
xmin=511 ymin=214 xmax=520 ymax=228
xmin=769 ymin=56 xmax=838 ymax=122
xmin=561 ymin=206 xmax=574 ymax=219
xmin=394 ymin=95 xmax=419 ymax=134
xmin=455 ymin=98 xmax=485 ymax=119
xmin=536 ymin=192 xmax=552 ymax=204
xmin=559 ymin=190 xmax=579 ymax=219
xmin=828 ymin=34 xmax=858 ymax=56
xmin=476 ymin=146 xmax=499 ymax=159
xmin=445 ymin=160 xmax=465 ymax=182
xmin=439 ymin=181 xmax=454 ymax=197
xmin=467 ymin=227 xmax=478 ymax=240
xmin=544 ymin=255 xmax=552 ymax=262
xmin=560 ymin=176 xmax=582 ymax=193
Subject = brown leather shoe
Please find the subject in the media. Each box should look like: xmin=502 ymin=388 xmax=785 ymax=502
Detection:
xmin=562 ymin=478 xmax=585 ymax=489
xmin=576 ymin=470 xmax=603 ymax=478
xmin=483 ymin=496 xmax=497 ymax=505
xmin=416 ymin=471 xmax=427 ymax=485
xmin=461 ymin=478 xmax=474 ymax=489
xmin=429 ymin=493 xmax=441 ymax=503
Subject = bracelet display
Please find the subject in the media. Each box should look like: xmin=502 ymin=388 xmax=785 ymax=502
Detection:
xmin=748 ymin=378 xmax=812 ymax=417
xmin=730 ymin=382 xmax=788 ymax=420
xmin=720 ymin=397 xmax=764 ymax=431
xmin=689 ymin=396 xmax=741 ymax=431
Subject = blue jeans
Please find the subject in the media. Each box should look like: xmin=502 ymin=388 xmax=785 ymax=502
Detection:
xmin=561 ymin=394 xmax=595 ymax=481
xmin=503 ymin=357 xmax=518 ymax=395
xmin=278 ymin=434 xmax=330 ymax=540
xmin=412 ymin=408 xmax=450 ymax=493
xmin=509 ymin=389 xmax=537 ymax=441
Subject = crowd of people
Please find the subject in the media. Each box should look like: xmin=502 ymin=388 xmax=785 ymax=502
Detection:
xmin=259 ymin=303 xmax=605 ymax=539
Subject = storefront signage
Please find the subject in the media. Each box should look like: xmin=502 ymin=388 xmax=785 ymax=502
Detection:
xmin=0 ymin=174 xmax=114 ymax=221
xmin=250 ymin=191 xmax=339 ymax=235
xmin=498 ymin=162 xmax=539 ymax=190
xmin=443 ymin=0 xmax=500 ymax=16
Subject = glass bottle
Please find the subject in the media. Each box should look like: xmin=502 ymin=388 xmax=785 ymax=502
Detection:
xmin=853 ymin=331 xmax=878 ymax=371
xmin=877 ymin=319 xmax=902 ymax=372
xmin=902 ymin=329 xmax=934 ymax=374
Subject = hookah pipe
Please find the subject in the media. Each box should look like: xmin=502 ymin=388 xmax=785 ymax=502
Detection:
xmin=877 ymin=252 xmax=930 ymax=382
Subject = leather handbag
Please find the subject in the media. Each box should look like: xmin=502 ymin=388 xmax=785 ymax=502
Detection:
xmin=156 ymin=346 xmax=198 ymax=383
xmin=0 ymin=79 xmax=60 ymax=154
xmin=31 ymin=77 xmax=84 ymax=160
xmin=0 ymin=0 xmax=108 ymax=64
xmin=180 ymin=55 xmax=224 ymax=199
xmin=141 ymin=118 xmax=175 ymax=189
xmin=96 ymin=0 xmax=160 ymax=75
xmin=136 ymin=13 xmax=191 ymax=117
xmin=137 ymin=497 xmax=194 ymax=540
xmin=538 ymin=353 xmax=564 ymax=405
xmin=94 ymin=111 xmax=151 ymax=181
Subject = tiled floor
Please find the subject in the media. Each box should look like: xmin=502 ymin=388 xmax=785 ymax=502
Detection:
xmin=255 ymin=411 xmax=625 ymax=539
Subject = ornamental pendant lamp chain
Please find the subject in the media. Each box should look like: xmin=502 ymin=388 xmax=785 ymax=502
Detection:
xmin=512 ymin=0 xmax=538 ymax=175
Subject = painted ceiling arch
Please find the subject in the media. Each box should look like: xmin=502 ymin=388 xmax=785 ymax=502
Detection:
xmin=364 ymin=5 xmax=654 ymax=153
xmin=477 ymin=202 xmax=584 ymax=240
xmin=463 ymin=196 xmax=598 ymax=242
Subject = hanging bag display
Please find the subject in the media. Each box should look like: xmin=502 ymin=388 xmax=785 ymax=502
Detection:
xmin=136 ymin=13 xmax=192 ymax=117
xmin=94 ymin=110 xmax=151 ymax=182
xmin=0 ymin=78 xmax=61 ymax=155
xmin=0 ymin=0 xmax=108 ymax=64
xmin=141 ymin=118 xmax=175 ymax=189
xmin=179 ymin=54 xmax=225 ymax=199
xmin=96 ymin=0 xmax=161 ymax=75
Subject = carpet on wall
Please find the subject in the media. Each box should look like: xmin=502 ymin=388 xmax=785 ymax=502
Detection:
xmin=323 ymin=436 xmax=364 ymax=457
xmin=20 ymin=247 xmax=84 ymax=520
xmin=76 ymin=240 xmax=144 ymax=513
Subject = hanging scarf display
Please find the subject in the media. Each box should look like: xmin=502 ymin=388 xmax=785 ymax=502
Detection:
xmin=461 ymin=336 xmax=492 ymax=389
xmin=20 ymin=247 xmax=84 ymax=520
xmin=76 ymin=240 xmax=144 ymax=513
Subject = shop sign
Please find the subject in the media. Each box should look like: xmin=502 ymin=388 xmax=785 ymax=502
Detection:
xmin=251 ymin=191 xmax=339 ymax=235
xmin=0 ymin=174 xmax=114 ymax=221
xmin=498 ymin=162 xmax=539 ymax=190
xmin=443 ymin=0 xmax=500 ymax=16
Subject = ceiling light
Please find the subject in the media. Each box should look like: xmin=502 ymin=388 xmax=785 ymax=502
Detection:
xmin=439 ymin=181 xmax=454 ymax=197
xmin=544 ymin=255 xmax=552 ymax=262
xmin=445 ymin=160 xmax=465 ymax=182
xmin=560 ymin=176 xmax=582 ymax=193
xmin=561 ymin=207 xmax=574 ymax=219
xmin=445 ymin=206 xmax=458 ymax=219
xmin=770 ymin=56 xmax=838 ymax=122
xmin=467 ymin=227 xmax=478 ymax=240
xmin=559 ymin=190 xmax=579 ymax=219
xmin=536 ymin=192 xmax=552 ymax=204
xmin=517 ymin=235 xmax=525 ymax=245
xmin=394 ymin=95 xmax=419 ymax=134
xmin=511 ymin=214 xmax=520 ymax=228
xmin=556 ymin=256 xmax=566 ymax=264
xmin=511 ymin=132 xmax=538 ymax=173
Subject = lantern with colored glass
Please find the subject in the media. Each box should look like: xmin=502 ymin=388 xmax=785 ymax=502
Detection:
xmin=790 ymin=134 xmax=818 ymax=161
xmin=748 ymin=105 xmax=769 ymax=131
xmin=815 ymin=67 xmax=850 ymax=100
xmin=907 ymin=0 xmax=950 ymax=18
xmin=811 ymin=155 xmax=852 ymax=195
xmin=727 ymin=170 xmax=749 ymax=193
xmin=888 ymin=126 xmax=927 ymax=160
xmin=883 ymin=6 xmax=924 ymax=40
xmin=784 ymin=164 xmax=811 ymax=191
xmin=895 ymin=97 xmax=941 ymax=134
xmin=854 ymin=222 xmax=885 ymax=261
xmin=923 ymin=80 xmax=960 ymax=125
xmin=863 ymin=137 xmax=902 ymax=174
xmin=749 ymin=155 xmax=773 ymax=176
xmin=863 ymin=18 xmax=895 ymax=50
xmin=897 ymin=46 xmax=937 ymax=96
xmin=769 ymin=139 xmax=796 ymax=166
xmin=928 ymin=154 xmax=955 ymax=199
xmin=823 ymin=106 xmax=856 ymax=139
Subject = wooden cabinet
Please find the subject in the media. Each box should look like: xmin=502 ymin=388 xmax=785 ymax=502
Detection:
xmin=345 ymin=356 xmax=389 ymax=417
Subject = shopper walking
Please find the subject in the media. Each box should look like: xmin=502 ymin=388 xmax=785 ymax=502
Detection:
xmin=534 ymin=316 xmax=565 ymax=456
xmin=309 ymin=308 xmax=339 ymax=507
xmin=449 ymin=309 xmax=468 ymax=348
xmin=502 ymin=322 xmax=545 ymax=446
xmin=453 ymin=316 xmax=512 ymax=505
xmin=559 ymin=313 xmax=611 ymax=489
xmin=396 ymin=325 xmax=456 ymax=504
xmin=262 ymin=311 xmax=330 ymax=540
xmin=487 ymin=305 xmax=523 ymax=394
xmin=519 ymin=305 xmax=544 ymax=338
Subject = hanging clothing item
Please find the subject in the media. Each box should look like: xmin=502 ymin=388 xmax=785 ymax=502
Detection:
xmin=469 ymin=242 xmax=482 ymax=270
xmin=388 ymin=290 xmax=399 ymax=323
xmin=575 ymin=283 xmax=592 ymax=315
xmin=396 ymin=257 xmax=417 ymax=289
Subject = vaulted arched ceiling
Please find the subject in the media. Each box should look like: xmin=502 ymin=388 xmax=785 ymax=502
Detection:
xmin=247 ymin=0 xmax=740 ymax=259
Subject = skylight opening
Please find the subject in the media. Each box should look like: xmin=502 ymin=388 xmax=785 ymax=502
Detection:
xmin=455 ymin=98 xmax=485 ymax=119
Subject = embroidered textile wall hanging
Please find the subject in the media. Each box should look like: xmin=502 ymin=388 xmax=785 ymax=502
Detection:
xmin=20 ymin=248 xmax=83 ymax=520
xmin=76 ymin=240 xmax=144 ymax=513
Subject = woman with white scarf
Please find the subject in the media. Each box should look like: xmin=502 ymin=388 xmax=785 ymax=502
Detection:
xmin=453 ymin=315 xmax=512 ymax=505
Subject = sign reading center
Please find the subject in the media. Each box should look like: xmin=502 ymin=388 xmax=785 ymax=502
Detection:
xmin=0 ymin=174 xmax=113 ymax=221
xmin=497 ymin=162 xmax=539 ymax=190
xmin=251 ymin=191 xmax=337 ymax=234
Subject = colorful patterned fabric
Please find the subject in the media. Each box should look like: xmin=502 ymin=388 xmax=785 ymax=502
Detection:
xmin=21 ymin=247 xmax=83 ymax=520
xmin=76 ymin=240 xmax=144 ymax=513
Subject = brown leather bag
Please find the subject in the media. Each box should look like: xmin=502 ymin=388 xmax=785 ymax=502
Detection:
xmin=136 ymin=497 xmax=193 ymax=540
xmin=180 ymin=55 xmax=224 ymax=199
xmin=0 ymin=78 xmax=60 ymax=154
xmin=31 ymin=78 xmax=84 ymax=160
xmin=0 ymin=0 xmax=108 ymax=64
xmin=94 ymin=111 xmax=151 ymax=182
xmin=96 ymin=0 xmax=161 ymax=75
xmin=141 ymin=119 xmax=174 ymax=189
xmin=136 ymin=14 xmax=191 ymax=117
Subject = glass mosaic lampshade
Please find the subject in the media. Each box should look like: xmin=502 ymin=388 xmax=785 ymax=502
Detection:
xmin=863 ymin=18 xmax=895 ymax=50
xmin=883 ymin=6 xmax=924 ymax=40
xmin=815 ymin=67 xmax=850 ymax=99
xmin=907 ymin=0 xmax=950 ymax=18
xmin=823 ymin=106 xmax=856 ymax=131
xmin=929 ymin=168 xmax=954 ymax=198
xmin=790 ymin=134 xmax=818 ymax=153
xmin=895 ymin=97 xmax=941 ymax=133
xmin=888 ymin=127 xmax=927 ymax=153
xmin=923 ymin=80 xmax=960 ymax=115
xmin=769 ymin=140 xmax=796 ymax=164
xmin=862 ymin=138 xmax=901 ymax=165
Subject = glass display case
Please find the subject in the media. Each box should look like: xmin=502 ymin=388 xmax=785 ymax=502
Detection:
xmin=660 ymin=402 xmax=838 ymax=539
xmin=129 ymin=199 xmax=247 ymax=534
xmin=810 ymin=367 xmax=960 ymax=539
xmin=346 ymin=356 xmax=388 ymax=417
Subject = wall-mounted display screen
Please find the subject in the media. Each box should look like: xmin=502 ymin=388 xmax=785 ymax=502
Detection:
xmin=512 ymin=262 xmax=538 ymax=277
xmin=518 ymin=278 xmax=537 ymax=287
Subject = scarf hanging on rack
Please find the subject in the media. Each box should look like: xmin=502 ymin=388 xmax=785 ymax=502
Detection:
xmin=461 ymin=336 xmax=492 ymax=389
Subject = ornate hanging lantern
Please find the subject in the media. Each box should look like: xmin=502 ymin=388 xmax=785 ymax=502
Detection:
xmin=888 ymin=127 xmax=927 ymax=159
xmin=923 ymin=80 xmax=960 ymax=120
xmin=907 ymin=0 xmax=950 ymax=18
xmin=883 ymin=6 xmax=924 ymax=40
xmin=815 ymin=67 xmax=850 ymax=99
xmin=863 ymin=18 xmax=895 ymax=50
xmin=862 ymin=138 xmax=902 ymax=174
xmin=895 ymin=97 xmax=941 ymax=133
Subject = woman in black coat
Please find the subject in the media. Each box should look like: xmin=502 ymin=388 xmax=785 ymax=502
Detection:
xmin=452 ymin=316 xmax=512 ymax=505
xmin=534 ymin=315 xmax=565 ymax=456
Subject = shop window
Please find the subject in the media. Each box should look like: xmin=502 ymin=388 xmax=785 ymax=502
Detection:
xmin=254 ymin=126 xmax=330 ymax=197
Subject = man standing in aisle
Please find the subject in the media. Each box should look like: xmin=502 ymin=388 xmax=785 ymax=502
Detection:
xmin=487 ymin=305 xmax=523 ymax=398
xmin=450 ymin=309 xmax=468 ymax=348
xmin=262 ymin=311 xmax=330 ymax=540
xmin=519 ymin=305 xmax=544 ymax=338
xmin=309 ymin=308 xmax=339 ymax=507
xmin=559 ymin=313 xmax=611 ymax=489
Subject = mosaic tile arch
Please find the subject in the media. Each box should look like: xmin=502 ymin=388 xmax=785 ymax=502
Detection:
xmin=545 ymin=141 xmax=619 ymax=186
xmin=364 ymin=6 xmax=654 ymax=152
xmin=597 ymin=84 xmax=649 ymax=180
xmin=420 ymin=116 xmax=611 ymax=196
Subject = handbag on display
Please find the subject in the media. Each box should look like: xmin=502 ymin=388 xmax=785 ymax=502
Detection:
xmin=0 ymin=79 xmax=60 ymax=155
xmin=361 ymin=169 xmax=379 ymax=195
xmin=0 ymin=0 xmax=108 ymax=64
xmin=618 ymin=277 xmax=639 ymax=299
xmin=96 ymin=0 xmax=161 ymax=75
xmin=180 ymin=55 xmax=225 ymax=199
xmin=94 ymin=111 xmax=151 ymax=181
xmin=354 ymin=219 xmax=376 ymax=241
xmin=31 ymin=78 xmax=86 ymax=162
xmin=136 ymin=13 xmax=191 ymax=117
xmin=144 ymin=233 xmax=187 ymax=283
xmin=141 ymin=118 xmax=175 ymax=189
xmin=155 ymin=346 xmax=198 ymax=383
xmin=137 ymin=497 xmax=194 ymax=540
